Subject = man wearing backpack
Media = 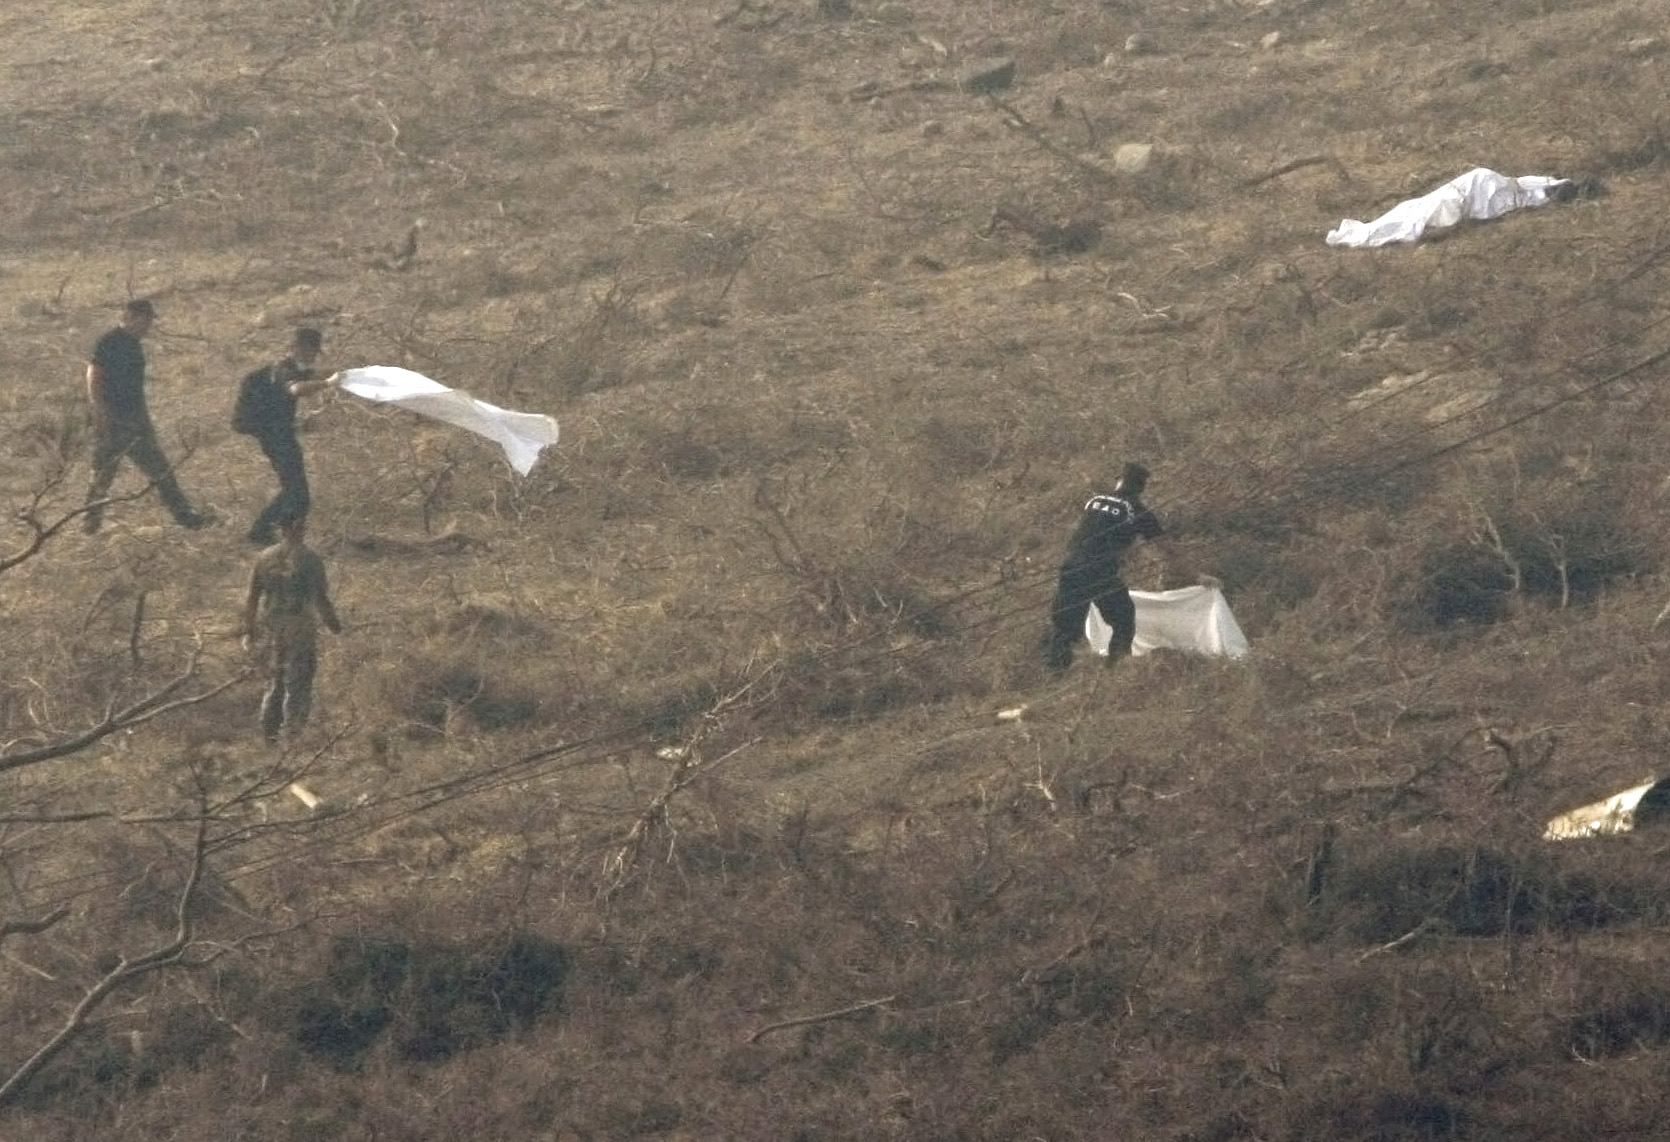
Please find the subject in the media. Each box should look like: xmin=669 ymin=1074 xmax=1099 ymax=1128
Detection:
xmin=1043 ymin=462 xmax=1164 ymax=673
xmin=233 ymin=327 xmax=338 ymax=545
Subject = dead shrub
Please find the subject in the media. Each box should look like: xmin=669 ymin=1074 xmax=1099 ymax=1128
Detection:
xmin=3 ymin=1000 xmax=235 ymax=1113
xmin=1285 ymin=1088 xmax=1468 ymax=1142
xmin=1404 ymin=488 xmax=1650 ymax=629
xmin=1562 ymin=960 xmax=1670 ymax=1059
xmin=1305 ymin=838 xmax=1656 ymax=943
xmin=287 ymin=932 xmax=569 ymax=1070
xmin=771 ymin=650 xmax=964 ymax=726
xmin=377 ymin=652 xmax=543 ymax=734
xmin=369 ymin=602 xmax=567 ymax=733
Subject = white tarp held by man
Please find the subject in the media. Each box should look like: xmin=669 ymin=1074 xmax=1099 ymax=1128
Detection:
xmin=334 ymin=366 xmax=559 ymax=476
xmin=1085 ymin=584 xmax=1251 ymax=660
xmin=1326 ymin=167 xmax=1572 ymax=249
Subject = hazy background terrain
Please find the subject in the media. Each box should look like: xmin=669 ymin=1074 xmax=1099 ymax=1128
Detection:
xmin=4 ymin=0 xmax=1670 ymax=1136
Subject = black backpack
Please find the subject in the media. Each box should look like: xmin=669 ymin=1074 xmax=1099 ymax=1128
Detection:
xmin=231 ymin=370 xmax=265 ymax=435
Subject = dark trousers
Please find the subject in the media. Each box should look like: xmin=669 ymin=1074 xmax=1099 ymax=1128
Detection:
xmin=261 ymin=639 xmax=318 ymax=742
xmin=83 ymin=421 xmax=198 ymax=530
xmin=250 ymin=434 xmax=310 ymax=541
xmin=1044 ymin=564 xmax=1136 ymax=671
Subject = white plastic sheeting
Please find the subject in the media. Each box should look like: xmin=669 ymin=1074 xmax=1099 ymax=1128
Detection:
xmin=1326 ymin=167 xmax=1570 ymax=248
xmin=1085 ymin=585 xmax=1251 ymax=660
xmin=335 ymin=366 xmax=559 ymax=476
xmin=1544 ymin=778 xmax=1670 ymax=840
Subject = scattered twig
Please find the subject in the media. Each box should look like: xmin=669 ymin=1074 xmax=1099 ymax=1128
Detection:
xmin=127 ymin=591 xmax=148 ymax=669
xmin=984 ymin=95 xmax=1118 ymax=186
xmin=1357 ymin=917 xmax=1438 ymax=962
xmin=1238 ymin=153 xmax=1348 ymax=189
xmin=747 ymin=994 xmax=897 ymax=1042
xmin=600 ymin=737 xmax=760 ymax=898
xmin=844 ymin=77 xmax=956 ymax=102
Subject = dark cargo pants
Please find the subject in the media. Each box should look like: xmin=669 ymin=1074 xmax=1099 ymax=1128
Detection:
xmin=260 ymin=638 xmax=318 ymax=743
xmin=83 ymin=421 xmax=200 ymax=531
xmin=249 ymin=434 xmax=311 ymax=543
xmin=1044 ymin=563 xmax=1136 ymax=672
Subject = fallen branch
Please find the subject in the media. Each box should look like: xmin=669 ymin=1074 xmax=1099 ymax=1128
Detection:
xmin=0 ymin=906 xmax=70 ymax=946
xmin=747 ymin=994 xmax=896 ymax=1043
xmin=1238 ymin=153 xmax=1348 ymax=189
xmin=844 ymin=77 xmax=955 ymax=102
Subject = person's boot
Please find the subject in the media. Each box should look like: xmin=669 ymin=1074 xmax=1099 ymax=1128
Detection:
xmin=1043 ymin=635 xmax=1074 ymax=674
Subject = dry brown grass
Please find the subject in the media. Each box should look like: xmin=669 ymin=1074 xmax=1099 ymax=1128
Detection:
xmin=5 ymin=0 xmax=1670 ymax=1136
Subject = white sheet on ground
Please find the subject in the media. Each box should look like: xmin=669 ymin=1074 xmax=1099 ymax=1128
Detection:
xmin=1326 ymin=167 xmax=1570 ymax=248
xmin=335 ymin=366 xmax=558 ymax=476
xmin=1085 ymin=585 xmax=1251 ymax=660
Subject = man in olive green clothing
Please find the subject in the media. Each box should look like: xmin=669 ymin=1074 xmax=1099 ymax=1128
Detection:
xmin=241 ymin=513 xmax=344 ymax=743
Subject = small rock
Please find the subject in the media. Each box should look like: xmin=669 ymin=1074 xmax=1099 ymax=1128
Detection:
xmin=1624 ymin=35 xmax=1663 ymax=56
xmin=1260 ymin=30 xmax=1282 ymax=50
xmin=921 ymin=119 xmax=944 ymax=137
xmin=1125 ymin=32 xmax=1157 ymax=55
xmin=1102 ymin=52 xmax=1121 ymax=68
xmin=1113 ymin=142 xmax=1155 ymax=174
xmin=960 ymin=56 xmax=1017 ymax=94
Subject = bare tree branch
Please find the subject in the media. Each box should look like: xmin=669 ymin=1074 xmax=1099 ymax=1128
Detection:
xmin=0 ymin=656 xmax=248 ymax=775
xmin=0 ymin=906 xmax=70 ymax=946
xmin=1 ymin=471 xmax=159 ymax=576
xmin=0 ymin=816 xmax=207 ymax=1107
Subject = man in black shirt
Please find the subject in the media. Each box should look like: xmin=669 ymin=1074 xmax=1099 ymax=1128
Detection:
xmin=81 ymin=299 xmax=208 ymax=533
xmin=232 ymin=327 xmax=338 ymax=545
xmin=1043 ymin=462 xmax=1164 ymax=673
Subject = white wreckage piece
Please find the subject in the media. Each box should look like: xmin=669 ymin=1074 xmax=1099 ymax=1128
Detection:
xmin=1543 ymin=777 xmax=1670 ymax=840
xmin=1326 ymin=167 xmax=1572 ymax=249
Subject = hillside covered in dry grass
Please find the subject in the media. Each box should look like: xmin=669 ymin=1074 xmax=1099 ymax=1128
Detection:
xmin=5 ymin=0 xmax=1670 ymax=1136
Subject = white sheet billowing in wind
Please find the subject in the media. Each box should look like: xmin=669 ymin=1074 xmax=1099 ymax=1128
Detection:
xmin=1326 ymin=167 xmax=1570 ymax=248
xmin=335 ymin=366 xmax=558 ymax=476
xmin=1085 ymin=585 xmax=1250 ymax=659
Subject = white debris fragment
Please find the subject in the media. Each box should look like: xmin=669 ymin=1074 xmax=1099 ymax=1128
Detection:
xmin=1544 ymin=778 xmax=1670 ymax=840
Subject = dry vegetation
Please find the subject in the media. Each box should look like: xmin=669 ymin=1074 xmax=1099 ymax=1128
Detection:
xmin=4 ymin=0 xmax=1670 ymax=1136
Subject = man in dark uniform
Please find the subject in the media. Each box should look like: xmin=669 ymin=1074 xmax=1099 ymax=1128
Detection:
xmin=232 ymin=326 xmax=339 ymax=545
xmin=240 ymin=513 xmax=344 ymax=744
xmin=81 ymin=299 xmax=209 ymax=533
xmin=1043 ymin=462 xmax=1164 ymax=673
